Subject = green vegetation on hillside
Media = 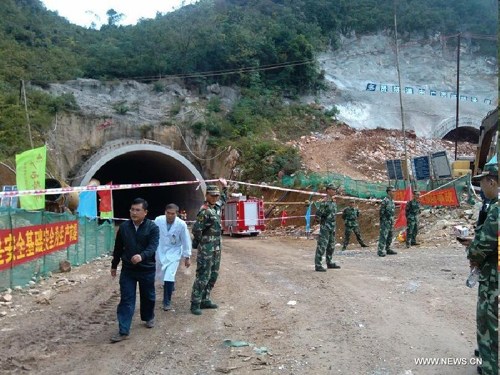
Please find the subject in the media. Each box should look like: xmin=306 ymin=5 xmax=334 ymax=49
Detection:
xmin=0 ymin=0 xmax=497 ymax=181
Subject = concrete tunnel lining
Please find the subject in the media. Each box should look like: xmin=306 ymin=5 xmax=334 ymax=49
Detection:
xmin=77 ymin=144 xmax=206 ymax=220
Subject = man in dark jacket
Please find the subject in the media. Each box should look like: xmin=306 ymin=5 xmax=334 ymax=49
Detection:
xmin=110 ymin=198 xmax=159 ymax=343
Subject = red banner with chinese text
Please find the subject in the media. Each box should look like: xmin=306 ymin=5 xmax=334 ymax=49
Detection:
xmin=0 ymin=221 xmax=78 ymax=271
xmin=393 ymin=189 xmax=407 ymax=203
xmin=419 ymin=188 xmax=459 ymax=207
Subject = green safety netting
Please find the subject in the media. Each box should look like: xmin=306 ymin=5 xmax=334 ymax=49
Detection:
xmin=0 ymin=207 xmax=115 ymax=291
xmin=281 ymin=172 xmax=473 ymax=201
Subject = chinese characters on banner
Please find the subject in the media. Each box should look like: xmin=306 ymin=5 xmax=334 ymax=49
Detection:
xmin=15 ymin=145 xmax=47 ymax=210
xmin=0 ymin=221 xmax=78 ymax=271
xmin=364 ymin=82 xmax=493 ymax=105
xmin=419 ymin=188 xmax=459 ymax=207
xmin=392 ymin=187 xmax=458 ymax=231
xmin=394 ymin=188 xmax=458 ymax=207
xmin=393 ymin=190 xmax=407 ymax=202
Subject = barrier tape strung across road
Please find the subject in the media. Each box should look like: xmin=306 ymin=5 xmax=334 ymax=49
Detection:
xmin=0 ymin=178 xmax=327 ymax=198
xmin=228 ymin=180 xmax=413 ymax=204
xmin=0 ymin=175 xmax=466 ymax=205
xmin=0 ymin=179 xmax=220 ymax=198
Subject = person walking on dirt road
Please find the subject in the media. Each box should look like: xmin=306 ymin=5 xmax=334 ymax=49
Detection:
xmin=110 ymin=198 xmax=160 ymax=342
xmin=190 ymin=178 xmax=228 ymax=315
xmin=314 ymin=184 xmax=340 ymax=271
xmin=405 ymin=191 xmax=421 ymax=248
xmin=467 ymin=162 xmax=498 ymax=375
xmin=377 ymin=186 xmax=397 ymax=257
xmin=341 ymin=200 xmax=368 ymax=250
xmin=154 ymin=203 xmax=191 ymax=311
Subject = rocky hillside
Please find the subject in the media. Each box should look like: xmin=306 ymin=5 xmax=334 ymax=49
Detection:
xmin=35 ymin=33 xmax=495 ymax=185
xmin=307 ymin=33 xmax=497 ymax=137
xmin=291 ymin=124 xmax=476 ymax=182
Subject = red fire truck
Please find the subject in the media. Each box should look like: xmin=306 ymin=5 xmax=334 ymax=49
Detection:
xmin=222 ymin=194 xmax=266 ymax=236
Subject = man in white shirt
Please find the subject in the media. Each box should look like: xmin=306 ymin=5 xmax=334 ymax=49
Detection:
xmin=154 ymin=203 xmax=191 ymax=311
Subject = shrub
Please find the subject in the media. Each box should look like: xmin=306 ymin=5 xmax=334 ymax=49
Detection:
xmin=207 ymin=97 xmax=222 ymax=113
xmin=112 ymin=101 xmax=129 ymax=114
xmin=153 ymin=82 xmax=165 ymax=93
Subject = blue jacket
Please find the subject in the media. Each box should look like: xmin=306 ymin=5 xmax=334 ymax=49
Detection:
xmin=112 ymin=219 xmax=159 ymax=272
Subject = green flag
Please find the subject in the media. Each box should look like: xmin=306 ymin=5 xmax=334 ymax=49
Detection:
xmin=15 ymin=145 xmax=46 ymax=210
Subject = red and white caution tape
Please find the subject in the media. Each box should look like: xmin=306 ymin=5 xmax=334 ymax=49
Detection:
xmin=0 ymin=179 xmax=220 ymax=198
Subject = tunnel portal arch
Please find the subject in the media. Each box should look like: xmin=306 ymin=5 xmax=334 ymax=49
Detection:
xmin=433 ymin=116 xmax=481 ymax=141
xmin=442 ymin=126 xmax=480 ymax=143
xmin=74 ymin=139 xmax=206 ymax=220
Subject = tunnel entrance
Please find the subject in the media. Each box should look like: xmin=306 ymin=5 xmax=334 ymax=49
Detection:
xmin=75 ymin=141 xmax=206 ymax=221
xmin=442 ymin=126 xmax=480 ymax=143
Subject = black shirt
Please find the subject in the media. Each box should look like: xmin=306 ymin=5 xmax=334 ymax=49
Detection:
xmin=111 ymin=219 xmax=159 ymax=272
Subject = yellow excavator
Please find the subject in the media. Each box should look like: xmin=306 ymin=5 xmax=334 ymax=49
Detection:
xmin=473 ymin=106 xmax=498 ymax=177
xmin=452 ymin=107 xmax=498 ymax=179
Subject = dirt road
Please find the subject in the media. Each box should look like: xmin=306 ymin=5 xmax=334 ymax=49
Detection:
xmin=1 ymin=236 xmax=481 ymax=375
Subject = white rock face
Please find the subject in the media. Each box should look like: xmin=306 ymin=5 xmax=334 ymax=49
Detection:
xmin=314 ymin=33 xmax=497 ymax=137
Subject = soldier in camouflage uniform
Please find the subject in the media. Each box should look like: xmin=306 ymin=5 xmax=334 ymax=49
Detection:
xmin=314 ymin=185 xmax=340 ymax=272
xmin=377 ymin=186 xmax=398 ymax=257
xmin=405 ymin=191 xmax=421 ymax=248
xmin=341 ymin=200 xmax=368 ymax=250
xmin=467 ymin=162 xmax=498 ymax=375
xmin=190 ymin=179 xmax=228 ymax=315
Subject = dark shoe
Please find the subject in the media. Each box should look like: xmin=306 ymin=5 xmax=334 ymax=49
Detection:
xmin=315 ymin=266 xmax=327 ymax=272
xmin=200 ymin=300 xmax=218 ymax=309
xmin=146 ymin=319 xmax=155 ymax=328
xmin=474 ymin=348 xmax=479 ymax=357
xmin=386 ymin=249 xmax=398 ymax=255
xmin=327 ymin=263 xmax=341 ymax=269
xmin=163 ymin=304 xmax=172 ymax=311
xmin=191 ymin=303 xmax=202 ymax=315
xmin=360 ymin=244 xmax=368 ymax=248
xmin=341 ymin=247 xmax=347 ymax=251
xmin=378 ymin=252 xmax=386 ymax=257
xmin=411 ymin=242 xmax=420 ymax=246
xmin=110 ymin=333 xmax=129 ymax=343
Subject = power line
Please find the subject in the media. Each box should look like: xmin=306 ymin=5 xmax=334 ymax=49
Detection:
xmin=28 ymin=57 xmax=320 ymax=85
xmin=20 ymin=32 xmax=495 ymax=86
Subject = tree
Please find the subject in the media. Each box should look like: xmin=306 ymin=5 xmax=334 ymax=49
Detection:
xmin=106 ymin=9 xmax=124 ymax=26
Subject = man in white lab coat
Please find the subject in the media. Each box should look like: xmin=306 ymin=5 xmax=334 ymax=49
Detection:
xmin=155 ymin=203 xmax=191 ymax=311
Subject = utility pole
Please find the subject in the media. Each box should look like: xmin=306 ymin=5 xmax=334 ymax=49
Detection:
xmin=20 ymin=79 xmax=34 ymax=149
xmin=393 ymin=0 xmax=409 ymax=187
xmin=454 ymin=33 xmax=461 ymax=160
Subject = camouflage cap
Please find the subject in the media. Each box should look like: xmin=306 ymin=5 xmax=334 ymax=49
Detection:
xmin=206 ymin=185 xmax=221 ymax=196
xmin=386 ymin=186 xmax=394 ymax=192
xmin=472 ymin=162 xmax=498 ymax=180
